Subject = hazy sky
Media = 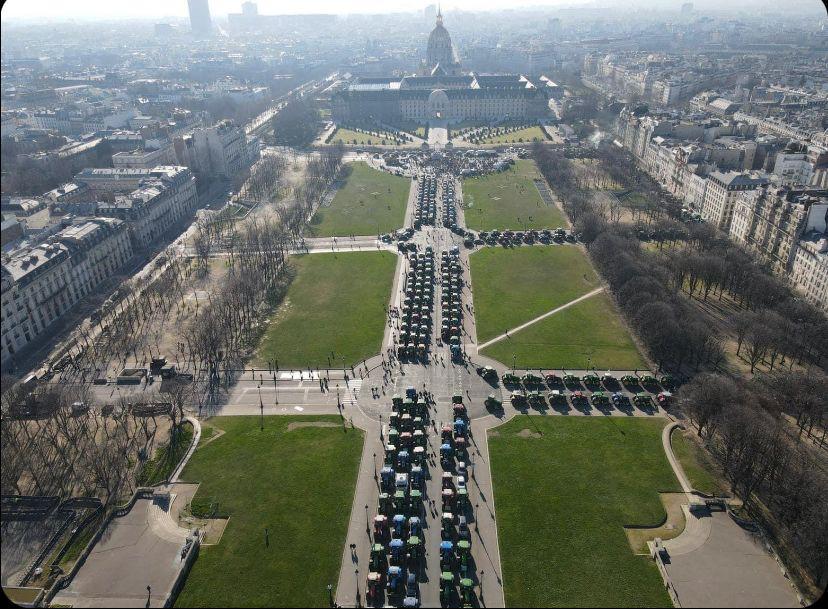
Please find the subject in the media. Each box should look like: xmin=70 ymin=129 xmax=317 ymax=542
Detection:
xmin=1 ymin=0 xmax=823 ymax=21
xmin=0 ymin=0 xmax=591 ymax=21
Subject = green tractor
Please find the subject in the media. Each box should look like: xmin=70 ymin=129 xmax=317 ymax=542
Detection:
xmin=522 ymin=372 xmax=543 ymax=386
xmin=633 ymin=392 xmax=652 ymax=408
xmin=440 ymin=571 xmax=455 ymax=605
xmin=582 ymin=373 xmax=600 ymax=386
xmin=460 ymin=578 xmax=474 ymax=608
xmin=485 ymin=393 xmax=502 ymax=409
xmin=370 ymin=543 xmax=386 ymax=572
xmin=639 ymin=373 xmax=658 ymax=386
xmin=591 ymin=391 xmax=609 ymax=407
xmin=501 ymin=372 xmax=520 ymax=385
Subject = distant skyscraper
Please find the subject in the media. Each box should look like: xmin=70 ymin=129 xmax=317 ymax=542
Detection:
xmin=681 ymin=2 xmax=694 ymax=14
xmin=188 ymin=0 xmax=213 ymax=36
xmin=424 ymin=4 xmax=437 ymax=22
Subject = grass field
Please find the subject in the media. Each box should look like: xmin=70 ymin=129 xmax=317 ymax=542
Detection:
xmin=477 ymin=125 xmax=547 ymax=144
xmin=310 ymin=162 xmax=409 ymax=237
xmin=174 ymin=416 xmax=363 ymax=608
xmin=256 ymin=251 xmax=396 ymax=368
xmin=489 ymin=416 xmax=677 ymax=607
xmin=330 ymin=127 xmax=399 ymax=145
xmin=671 ymin=429 xmax=727 ymax=496
xmin=470 ymin=246 xmax=599 ymax=343
xmin=482 ymin=291 xmax=646 ymax=370
xmin=462 ymin=159 xmax=566 ymax=231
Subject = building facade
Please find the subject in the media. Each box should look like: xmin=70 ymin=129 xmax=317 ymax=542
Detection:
xmin=729 ymin=186 xmax=828 ymax=275
xmin=1 ymin=218 xmax=133 ymax=368
xmin=700 ymin=171 xmax=769 ymax=231
xmin=332 ymin=13 xmax=551 ymax=125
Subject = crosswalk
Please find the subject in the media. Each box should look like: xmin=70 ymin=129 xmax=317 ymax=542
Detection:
xmin=340 ymin=379 xmax=363 ymax=406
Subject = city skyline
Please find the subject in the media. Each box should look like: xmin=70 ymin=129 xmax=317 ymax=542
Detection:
xmin=3 ymin=0 xmax=825 ymax=22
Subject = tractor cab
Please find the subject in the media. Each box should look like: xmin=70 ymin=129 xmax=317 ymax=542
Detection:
xmin=380 ymin=467 xmax=396 ymax=492
xmin=366 ymin=571 xmax=383 ymax=607
xmin=409 ymin=516 xmax=422 ymax=537
xmin=439 ymin=540 xmax=455 ymax=569
xmin=387 ymin=565 xmax=403 ymax=595
xmin=370 ymin=543 xmax=386 ymax=571
xmin=378 ymin=492 xmax=392 ymax=516
xmin=486 ymin=394 xmax=502 ymax=409
xmin=397 ymin=449 xmax=411 ymax=472
xmin=410 ymin=466 xmax=424 ymax=489
xmin=373 ymin=514 xmax=388 ymax=540
xmin=389 ymin=537 xmax=406 ymax=565
xmin=460 ymin=578 xmax=474 ymax=608
xmin=441 ymin=425 xmax=453 ymax=442
xmin=440 ymin=572 xmax=454 ymax=605
xmin=412 ymin=445 xmax=425 ymax=467
xmin=453 ymin=418 xmax=467 ymax=436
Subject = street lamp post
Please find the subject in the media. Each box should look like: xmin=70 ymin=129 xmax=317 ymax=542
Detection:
xmin=258 ymin=385 xmax=264 ymax=431
xmin=327 ymin=584 xmax=333 ymax=608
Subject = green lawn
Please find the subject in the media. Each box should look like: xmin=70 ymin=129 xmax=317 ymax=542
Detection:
xmin=489 ymin=417 xmax=677 ymax=607
xmin=462 ymin=160 xmax=565 ymax=231
xmin=174 ymin=416 xmax=363 ymax=608
xmin=482 ymin=291 xmax=646 ymax=370
xmin=671 ymin=429 xmax=727 ymax=496
xmin=256 ymin=251 xmax=396 ymax=368
xmin=310 ymin=162 xmax=410 ymax=237
xmin=330 ymin=127 xmax=398 ymax=145
xmin=477 ymin=125 xmax=547 ymax=144
xmin=470 ymin=246 xmax=599 ymax=344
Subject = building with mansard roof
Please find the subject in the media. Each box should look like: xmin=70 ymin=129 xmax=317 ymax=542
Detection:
xmin=332 ymin=11 xmax=551 ymax=124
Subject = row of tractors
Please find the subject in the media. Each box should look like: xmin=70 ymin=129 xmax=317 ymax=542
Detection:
xmin=371 ymin=387 xmax=427 ymax=607
xmin=441 ymin=176 xmax=458 ymax=230
xmin=414 ymin=172 xmax=437 ymax=228
xmin=441 ymin=246 xmax=465 ymax=362
xmin=397 ymin=247 xmax=435 ymax=362
xmin=438 ymin=392 xmax=475 ymax=607
xmin=492 ymin=371 xmax=674 ymax=411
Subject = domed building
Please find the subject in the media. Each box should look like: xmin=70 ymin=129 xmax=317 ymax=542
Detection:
xmin=423 ymin=8 xmax=460 ymax=76
xmin=331 ymin=8 xmax=553 ymax=126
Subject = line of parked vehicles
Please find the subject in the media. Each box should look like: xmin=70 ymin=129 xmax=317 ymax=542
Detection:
xmin=482 ymin=369 xmax=675 ymax=412
xmin=438 ymin=392 xmax=476 ymax=608
xmin=372 ymin=386 xmax=427 ymax=607
xmin=396 ymin=247 xmax=435 ymax=361
xmin=414 ymin=173 xmax=437 ymax=228
xmin=441 ymin=246 xmax=465 ymax=362
xmin=464 ymin=227 xmax=579 ymax=248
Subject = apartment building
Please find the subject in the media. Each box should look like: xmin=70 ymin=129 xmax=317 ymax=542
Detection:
xmin=112 ymin=145 xmax=177 ymax=169
xmin=174 ymin=120 xmax=259 ymax=180
xmin=96 ymin=166 xmax=198 ymax=250
xmin=791 ymin=235 xmax=828 ymax=312
xmin=700 ymin=171 xmax=769 ymax=231
xmin=1 ymin=218 xmax=133 ymax=368
xmin=730 ymin=186 xmax=828 ymax=274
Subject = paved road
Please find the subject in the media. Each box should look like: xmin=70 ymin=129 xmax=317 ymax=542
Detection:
xmin=428 ymin=120 xmax=448 ymax=149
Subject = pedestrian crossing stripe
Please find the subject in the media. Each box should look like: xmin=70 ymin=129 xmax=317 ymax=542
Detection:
xmin=341 ymin=380 xmax=363 ymax=405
